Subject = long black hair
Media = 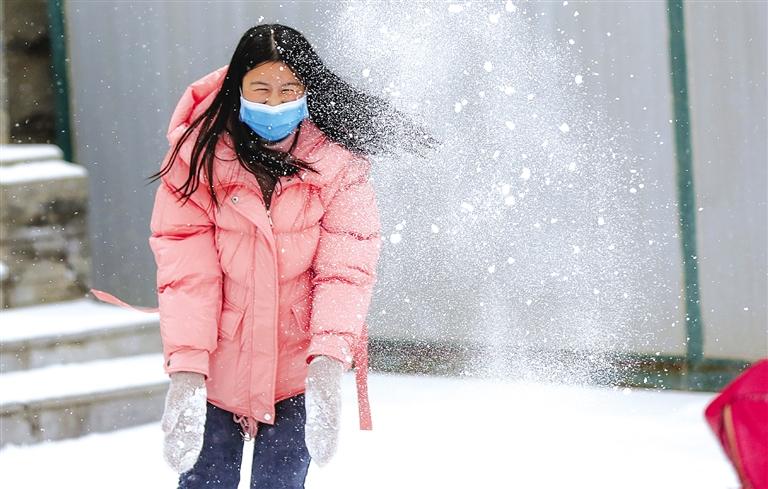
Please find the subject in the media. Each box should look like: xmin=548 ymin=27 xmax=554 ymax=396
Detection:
xmin=147 ymin=23 xmax=439 ymax=211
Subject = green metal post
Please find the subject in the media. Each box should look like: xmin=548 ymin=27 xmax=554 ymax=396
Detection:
xmin=46 ymin=0 xmax=73 ymax=162
xmin=667 ymin=0 xmax=704 ymax=385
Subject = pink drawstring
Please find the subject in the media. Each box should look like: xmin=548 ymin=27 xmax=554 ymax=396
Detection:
xmin=354 ymin=323 xmax=373 ymax=430
xmin=89 ymin=288 xmax=159 ymax=313
xmin=232 ymin=413 xmax=259 ymax=441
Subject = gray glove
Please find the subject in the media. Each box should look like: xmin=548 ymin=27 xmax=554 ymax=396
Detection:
xmin=161 ymin=371 xmax=207 ymax=474
xmin=304 ymin=355 xmax=344 ymax=466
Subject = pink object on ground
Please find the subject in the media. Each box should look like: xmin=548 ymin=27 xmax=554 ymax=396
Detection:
xmin=704 ymin=359 xmax=768 ymax=489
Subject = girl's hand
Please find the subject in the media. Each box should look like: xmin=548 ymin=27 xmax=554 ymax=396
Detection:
xmin=161 ymin=371 xmax=207 ymax=473
xmin=304 ymin=355 xmax=343 ymax=466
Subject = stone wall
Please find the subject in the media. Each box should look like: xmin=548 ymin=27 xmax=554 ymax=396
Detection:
xmin=0 ymin=5 xmax=9 ymax=144
xmin=0 ymin=145 xmax=91 ymax=308
xmin=1 ymin=0 xmax=55 ymax=145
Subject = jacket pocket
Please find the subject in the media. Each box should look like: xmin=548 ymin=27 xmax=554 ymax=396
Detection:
xmin=219 ymin=295 xmax=246 ymax=341
xmin=290 ymin=295 xmax=312 ymax=333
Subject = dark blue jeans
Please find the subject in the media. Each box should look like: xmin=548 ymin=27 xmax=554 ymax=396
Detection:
xmin=178 ymin=394 xmax=311 ymax=489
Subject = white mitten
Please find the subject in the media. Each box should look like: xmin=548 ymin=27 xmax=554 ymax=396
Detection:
xmin=304 ymin=355 xmax=343 ymax=466
xmin=161 ymin=371 xmax=207 ymax=473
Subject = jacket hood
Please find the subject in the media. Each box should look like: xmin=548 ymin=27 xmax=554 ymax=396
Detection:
xmin=166 ymin=65 xmax=229 ymax=145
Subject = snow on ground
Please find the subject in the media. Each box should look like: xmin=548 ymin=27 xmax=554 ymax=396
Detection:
xmin=0 ymin=372 xmax=738 ymax=489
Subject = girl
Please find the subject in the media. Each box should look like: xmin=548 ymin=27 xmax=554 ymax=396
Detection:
xmin=91 ymin=23 xmax=436 ymax=488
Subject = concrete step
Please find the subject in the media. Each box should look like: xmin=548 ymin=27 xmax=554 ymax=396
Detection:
xmin=0 ymin=298 xmax=160 ymax=373
xmin=0 ymin=353 xmax=168 ymax=447
xmin=0 ymin=143 xmax=63 ymax=166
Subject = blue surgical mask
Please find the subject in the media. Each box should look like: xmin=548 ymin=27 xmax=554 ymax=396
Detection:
xmin=238 ymin=90 xmax=310 ymax=142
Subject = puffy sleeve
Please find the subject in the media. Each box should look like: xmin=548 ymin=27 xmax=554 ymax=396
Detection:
xmin=148 ymin=157 xmax=222 ymax=380
xmin=307 ymin=156 xmax=382 ymax=371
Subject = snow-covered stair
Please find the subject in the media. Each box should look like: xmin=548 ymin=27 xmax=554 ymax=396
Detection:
xmin=0 ymin=298 xmax=160 ymax=372
xmin=0 ymin=298 xmax=167 ymax=447
xmin=0 ymin=353 xmax=167 ymax=447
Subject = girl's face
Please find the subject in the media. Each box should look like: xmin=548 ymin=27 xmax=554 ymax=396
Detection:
xmin=241 ymin=61 xmax=305 ymax=106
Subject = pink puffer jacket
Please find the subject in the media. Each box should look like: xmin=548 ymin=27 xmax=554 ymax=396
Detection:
xmin=91 ymin=65 xmax=382 ymax=438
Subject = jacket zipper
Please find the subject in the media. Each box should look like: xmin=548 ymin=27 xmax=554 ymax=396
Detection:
xmin=257 ymin=185 xmax=278 ymax=424
xmin=237 ymin=182 xmax=276 ymax=430
xmin=266 ymin=197 xmax=278 ymax=423
xmin=230 ymin=175 xmax=294 ymax=425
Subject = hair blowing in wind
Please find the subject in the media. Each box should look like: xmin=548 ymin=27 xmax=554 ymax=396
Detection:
xmin=147 ymin=23 xmax=440 ymax=210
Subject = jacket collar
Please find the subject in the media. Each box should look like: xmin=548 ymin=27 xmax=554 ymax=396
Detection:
xmin=214 ymin=117 xmax=329 ymax=192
